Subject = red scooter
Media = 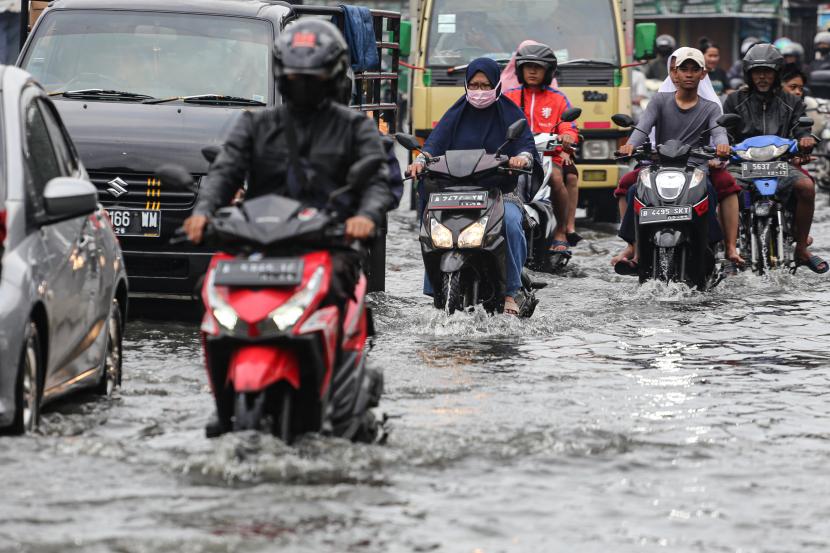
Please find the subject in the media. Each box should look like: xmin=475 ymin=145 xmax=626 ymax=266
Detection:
xmin=159 ymin=163 xmax=384 ymax=443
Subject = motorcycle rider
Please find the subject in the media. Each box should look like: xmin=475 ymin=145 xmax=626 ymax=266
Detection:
xmin=723 ymin=44 xmax=827 ymax=273
xmin=808 ymin=31 xmax=830 ymax=74
xmin=408 ymin=57 xmax=538 ymax=316
xmin=613 ymin=48 xmax=743 ymax=270
xmin=183 ymin=20 xmax=394 ymax=434
xmin=504 ymin=42 xmax=580 ymax=252
xmin=644 ymin=34 xmax=676 ymax=80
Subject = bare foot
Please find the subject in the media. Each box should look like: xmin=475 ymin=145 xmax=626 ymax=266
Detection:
xmin=611 ymin=243 xmax=636 ymax=266
xmin=503 ymin=296 xmax=520 ymax=316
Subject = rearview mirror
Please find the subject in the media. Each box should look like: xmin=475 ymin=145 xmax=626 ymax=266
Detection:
xmin=799 ymin=116 xmax=814 ymax=128
xmin=395 ymin=133 xmax=422 ymax=152
xmin=156 ymin=164 xmax=195 ymax=192
xmin=43 ymin=177 xmax=98 ymax=224
xmin=716 ymin=113 xmax=742 ymax=128
xmin=611 ymin=113 xmax=635 ymax=128
xmin=560 ymin=107 xmax=582 ymax=123
xmin=506 ymin=118 xmax=527 ymax=140
xmin=201 ymin=145 xmax=221 ymax=164
xmin=634 ymin=22 xmax=657 ymax=61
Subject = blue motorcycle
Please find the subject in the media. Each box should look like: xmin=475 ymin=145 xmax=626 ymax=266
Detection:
xmin=729 ymin=135 xmax=800 ymax=274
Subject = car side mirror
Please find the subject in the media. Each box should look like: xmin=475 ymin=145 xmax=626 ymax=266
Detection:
xmin=560 ymin=107 xmax=582 ymax=123
xmin=506 ymin=118 xmax=527 ymax=140
xmin=634 ymin=22 xmax=657 ymax=61
xmin=716 ymin=113 xmax=742 ymax=128
xmin=201 ymin=145 xmax=221 ymax=164
xmin=156 ymin=164 xmax=195 ymax=192
xmin=395 ymin=133 xmax=422 ymax=152
xmin=798 ymin=116 xmax=814 ymax=128
xmin=612 ymin=113 xmax=635 ymax=128
xmin=42 ymin=177 xmax=98 ymax=224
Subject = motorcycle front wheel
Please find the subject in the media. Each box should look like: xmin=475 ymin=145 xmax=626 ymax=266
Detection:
xmin=442 ymin=271 xmax=462 ymax=315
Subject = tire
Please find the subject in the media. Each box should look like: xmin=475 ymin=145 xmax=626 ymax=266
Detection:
xmin=758 ymin=218 xmax=773 ymax=273
xmin=6 ymin=323 xmax=42 ymax=435
xmin=233 ymin=391 xmax=266 ymax=432
xmin=656 ymin=246 xmax=677 ymax=282
xmin=275 ymin=385 xmax=294 ymax=444
xmin=96 ymin=299 xmax=123 ymax=396
xmin=442 ymin=271 xmax=462 ymax=315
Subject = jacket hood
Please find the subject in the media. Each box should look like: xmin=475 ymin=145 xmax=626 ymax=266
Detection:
xmin=53 ymin=100 xmax=248 ymax=175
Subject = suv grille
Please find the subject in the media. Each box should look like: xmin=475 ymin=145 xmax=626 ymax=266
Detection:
xmin=89 ymin=172 xmax=199 ymax=209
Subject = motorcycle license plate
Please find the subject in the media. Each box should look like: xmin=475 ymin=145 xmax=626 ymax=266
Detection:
xmin=639 ymin=205 xmax=692 ymax=225
xmin=741 ymin=161 xmax=789 ymax=178
xmin=427 ymin=191 xmax=487 ymax=210
xmin=106 ymin=209 xmax=161 ymax=237
xmin=214 ymin=258 xmax=304 ymax=287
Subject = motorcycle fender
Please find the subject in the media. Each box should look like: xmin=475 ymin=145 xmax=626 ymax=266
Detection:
xmin=653 ymin=229 xmax=685 ymax=248
xmin=228 ymin=345 xmax=300 ymax=392
xmin=440 ymin=250 xmax=470 ymax=273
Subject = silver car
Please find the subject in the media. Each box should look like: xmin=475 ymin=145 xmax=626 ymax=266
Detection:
xmin=0 ymin=66 xmax=128 ymax=435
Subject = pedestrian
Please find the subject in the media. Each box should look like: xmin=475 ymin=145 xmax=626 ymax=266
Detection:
xmin=0 ymin=0 xmax=21 ymax=66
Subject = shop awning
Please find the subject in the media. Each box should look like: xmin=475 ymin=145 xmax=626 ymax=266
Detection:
xmin=634 ymin=0 xmax=782 ymax=19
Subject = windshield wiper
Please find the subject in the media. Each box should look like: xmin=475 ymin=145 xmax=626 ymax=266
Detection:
xmin=143 ymin=94 xmax=266 ymax=106
xmin=50 ymin=89 xmax=157 ymax=101
xmin=559 ymin=59 xmax=617 ymax=67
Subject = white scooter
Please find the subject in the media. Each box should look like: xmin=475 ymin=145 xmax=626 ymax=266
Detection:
xmin=522 ymin=107 xmax=581 ymax=273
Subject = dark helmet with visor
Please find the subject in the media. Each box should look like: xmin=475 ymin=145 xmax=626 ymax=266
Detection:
xmin=516 ymin=43 xmax=558 ymax=86
xmin=274 ymin=19 xmax=350 ymax=108
xmin=742 ymin=43 xmax=784 ymax=84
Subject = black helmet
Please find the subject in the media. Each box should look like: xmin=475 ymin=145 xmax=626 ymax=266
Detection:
xmin=516 ymin=43 xmax=557 ymax=86
xmin=742 ymin=43 xmax=784 ymax=84
xmin=274 ymin=19 xmax=350 ymax=108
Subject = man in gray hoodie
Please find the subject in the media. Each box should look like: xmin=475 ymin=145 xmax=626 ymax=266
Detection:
xmin=0 ymin=0 xmax=21 ymax=65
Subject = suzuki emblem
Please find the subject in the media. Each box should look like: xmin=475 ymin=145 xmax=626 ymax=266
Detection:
xmin=107 ymin=177 xmax=129 ymax=198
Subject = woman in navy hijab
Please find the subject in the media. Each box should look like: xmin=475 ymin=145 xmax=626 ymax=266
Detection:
xmin=409 ymin=57 xmax=537 ymax=315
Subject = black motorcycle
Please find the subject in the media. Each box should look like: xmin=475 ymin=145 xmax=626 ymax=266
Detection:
xmin=613 ymin=113 xmax=737 ymax=290
xmin=397 ymin=120 xmax=540 ymax=316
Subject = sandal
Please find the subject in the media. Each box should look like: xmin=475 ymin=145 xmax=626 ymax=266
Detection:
xmin=613 ymin=259 xmax=639 ymax=276
xmin=503 ymin=296 xmax=520 ymax=316
xmin=793 ymin=254 xmax=829 ymax=274
xmin=549 ymin=239 xmax=572 ymax=256
xmin=566 ymin=232 xmax=583 ymax=247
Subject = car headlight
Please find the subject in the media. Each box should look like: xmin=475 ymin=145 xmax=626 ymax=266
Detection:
xmin=206 ymin=270 xmax=240 ymax=331
xmin=430 ymin=218 xmax=453 ymax=248
xmin=654 ymin=170 xmax=686 ymax=200
xmin=457 ymin=216 xmax=488 ymax=248
xmin=736 ymin=144 xmax=790 ymax=161
xmin=638 ymin=167 xmax=652 ymax=189
xmin=268 ymin=266 xmax=325 ymax=331
xmin=582 ymin=139 xmax=616 ymax=160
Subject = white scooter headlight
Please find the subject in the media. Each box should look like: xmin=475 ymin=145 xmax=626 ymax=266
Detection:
xmin=457 ymin=216 xmax=489 ymax=248
xmin=430 ymin=218 xmax=454 ymax=249
xmin=654 ymin=170 xmax=686 ymax=200
xmin=268 ymin=266 xmax=325 ymax=331
xmin=637 ymin=167 xmax=652 ymax=189
xmin=736 ymin=144 xmax=790 ymax=161
xmin=206 ymin=270 xmax=240 ymax=331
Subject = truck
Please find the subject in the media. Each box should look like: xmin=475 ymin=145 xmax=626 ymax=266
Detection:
xmin=404 ymin=0 xmax=655 ymax=222
xmin=18 ymin=0 xmax=401 ymax=297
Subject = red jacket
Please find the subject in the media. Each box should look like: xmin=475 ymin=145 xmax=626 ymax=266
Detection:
xmin=504 ymin=86 xmax=579 ymax=141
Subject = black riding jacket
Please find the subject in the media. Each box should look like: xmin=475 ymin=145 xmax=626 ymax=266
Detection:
xmin=193 ymin=102 xmax=393 ymax=224
xmin=722 ymin=86 xmax=810 ymax=142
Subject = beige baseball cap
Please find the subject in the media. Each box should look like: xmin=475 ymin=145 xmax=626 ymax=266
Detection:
xmin=671 ymin=47 xmax=706 ymax=69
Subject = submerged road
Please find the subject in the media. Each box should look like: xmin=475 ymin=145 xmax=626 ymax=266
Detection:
xmin=2 ymin=196 xmax=830 ymax=552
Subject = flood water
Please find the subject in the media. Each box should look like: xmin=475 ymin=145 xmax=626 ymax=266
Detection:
xmin=2 ymin=198 xmax=830 ymax=552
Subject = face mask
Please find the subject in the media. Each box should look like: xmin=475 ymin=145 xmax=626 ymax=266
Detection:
xmin=466 ymin=86 xmax=500 ymax=109
xmin=282 ymin=77 xmax=329 ymax=110
xmin=819 ymin=46 xmax=830 ymax=56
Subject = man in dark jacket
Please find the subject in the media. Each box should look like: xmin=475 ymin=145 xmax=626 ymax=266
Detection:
xmin=723 ymin=44 xmax=827 ymax=273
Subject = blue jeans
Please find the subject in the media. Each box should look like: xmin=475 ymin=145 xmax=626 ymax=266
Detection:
xmin=0 ymin=11 xmax=21 ymax=66
xmin=424 ymin=202 xmax=527 ymax=298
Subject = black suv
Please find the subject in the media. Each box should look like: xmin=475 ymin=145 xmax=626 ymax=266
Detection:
xmin=19 ymin=0 xmax=400 ymax=296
